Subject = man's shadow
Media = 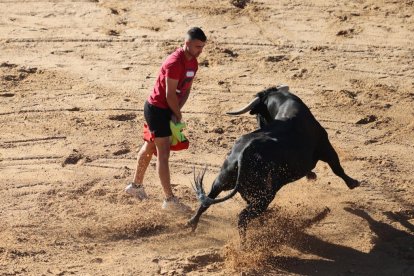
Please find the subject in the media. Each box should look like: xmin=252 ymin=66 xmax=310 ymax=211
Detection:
xmin=260 ymin=207 xmax=414 ymax=275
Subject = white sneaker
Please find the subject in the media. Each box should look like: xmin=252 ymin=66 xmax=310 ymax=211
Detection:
xmin=125 ymin=183 xmax=148 ymax=200
xmin=162 ymin=196 xmax=192 ymax=213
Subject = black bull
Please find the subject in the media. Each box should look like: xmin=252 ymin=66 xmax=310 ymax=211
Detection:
xmin=187 ymin=85 xmax=359 ymax=239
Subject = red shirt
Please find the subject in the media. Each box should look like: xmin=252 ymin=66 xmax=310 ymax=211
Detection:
xmin=148 ymin=48 xmax=198 ymax=109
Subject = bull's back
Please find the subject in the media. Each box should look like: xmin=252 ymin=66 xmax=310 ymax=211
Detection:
xmin=238 ymin=134 xmax=315 ymax=185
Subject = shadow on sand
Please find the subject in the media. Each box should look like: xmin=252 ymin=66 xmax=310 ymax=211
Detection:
xmin=260 ymin=207 xmax=414 ymax=276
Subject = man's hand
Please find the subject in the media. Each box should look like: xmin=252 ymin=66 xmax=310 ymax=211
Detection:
xmin=171 ymin=112 xmax=182 ymax=123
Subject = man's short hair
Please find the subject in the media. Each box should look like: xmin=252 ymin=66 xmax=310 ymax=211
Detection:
xmin=186 ymin=27 xmax=207 ymax=42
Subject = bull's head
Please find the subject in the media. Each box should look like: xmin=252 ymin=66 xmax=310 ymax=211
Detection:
xmin=227 ymin=85 xmax=289 ymax=128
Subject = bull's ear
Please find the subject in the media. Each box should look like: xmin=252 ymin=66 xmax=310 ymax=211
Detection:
xmin=249 ymin=106 xmax=258 ymax=115
xmin=249 ymin=106 xmax=259 ymax=115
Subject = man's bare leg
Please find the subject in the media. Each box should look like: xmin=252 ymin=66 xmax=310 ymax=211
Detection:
xmin=154 ymin=137 xmax=174 ymax=199
xmin=133 ymin=141 xmax=156 ymax=185
xmin=153 ymin=137 xmax=192 ymax=212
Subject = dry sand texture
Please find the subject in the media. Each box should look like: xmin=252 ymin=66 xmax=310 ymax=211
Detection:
xmin=1 ymin=0 xmax=414 ymax=275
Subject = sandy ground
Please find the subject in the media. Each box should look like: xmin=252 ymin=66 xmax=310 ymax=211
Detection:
xmin=1 ymin=0 xmax=414 ymax=275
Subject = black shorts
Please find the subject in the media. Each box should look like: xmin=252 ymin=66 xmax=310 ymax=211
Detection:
xmin=144 ymin=101 xmax=172 ymax=138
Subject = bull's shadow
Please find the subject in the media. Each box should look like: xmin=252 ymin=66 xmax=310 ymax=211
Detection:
xmin=384 ymin=209 xmax=414 ymax=233
xmin=254 ymin=207 xmax=414 ymax=276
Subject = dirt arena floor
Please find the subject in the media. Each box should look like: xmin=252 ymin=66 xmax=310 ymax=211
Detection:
xmin=1 ymin=0 xmax=413 ymax=275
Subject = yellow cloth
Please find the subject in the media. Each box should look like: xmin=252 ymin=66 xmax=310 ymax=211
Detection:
xmin=170 ymin=121 xmax=187 ymax=146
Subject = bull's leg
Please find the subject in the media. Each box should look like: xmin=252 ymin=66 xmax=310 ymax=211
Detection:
xmin=187 ymin=180 xmax=223 ymax=231
xmin=237 ymin=197 xmax=273 ymax=244
xmin=320 ymin=139 xmax=359 ymax=189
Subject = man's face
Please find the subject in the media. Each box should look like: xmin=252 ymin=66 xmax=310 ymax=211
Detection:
xmin=185 ymin=39 xmax=205 ymax=58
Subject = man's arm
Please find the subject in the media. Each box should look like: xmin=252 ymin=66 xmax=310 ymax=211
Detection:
xmin=179 ymin=81 xmax=193 ymax=109
xmin=165 ymin=77 xmax=181 ymax=122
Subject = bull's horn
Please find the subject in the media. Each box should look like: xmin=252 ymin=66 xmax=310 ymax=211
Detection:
xmin=226 ymin=97 xmax=260 ymax=115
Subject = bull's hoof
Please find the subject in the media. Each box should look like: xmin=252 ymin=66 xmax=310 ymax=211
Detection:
xmin=186 ymin=218 xmax=198 ymax=232
xmin=346 ymin=178 xmax=360 ymax=189
xmin=306 ymin=171 xmax=317 ymax=181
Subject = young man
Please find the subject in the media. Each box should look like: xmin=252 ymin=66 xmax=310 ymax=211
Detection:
xmin=125 ymin=27 xmax=207 ymax=212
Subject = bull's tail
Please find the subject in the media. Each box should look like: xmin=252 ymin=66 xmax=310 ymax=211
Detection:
xmin=193 ymin=166 xmax=240 ymax=208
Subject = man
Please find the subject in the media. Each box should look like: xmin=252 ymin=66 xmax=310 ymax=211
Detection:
xmin=125 ymin=27 xmax=207 ymax=213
